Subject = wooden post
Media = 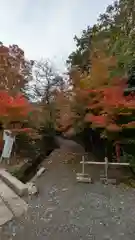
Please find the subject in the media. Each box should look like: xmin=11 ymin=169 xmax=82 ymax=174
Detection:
xmin=104 ymin=157 xmax=108 ymax=181
xmin=82 ymin=155 xmax=85 ymax=175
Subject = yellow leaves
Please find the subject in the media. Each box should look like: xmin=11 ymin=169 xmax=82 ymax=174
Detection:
xmin=29 ymin=106 xmax=43 ymax=128
xmin=70 ymin=49 xmax=117 ymax=92
xmin=54 ymin=91 xmax=74 ymax=131
xmin=89 ymin=50 xmax=116 ymax=88
xmin=79 ymin=75 xmax=92 ymax=89
xmin=65 ymin=49 xmax=120 ymax=132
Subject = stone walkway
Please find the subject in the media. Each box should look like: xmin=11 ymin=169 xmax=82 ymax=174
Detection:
xmin=0 ymin=179 xmax=28 ymax=227
xmin=1 ymin=138 xmax=135 ymax=239
xmin=0 ymin=153 xmax=135 ymax=240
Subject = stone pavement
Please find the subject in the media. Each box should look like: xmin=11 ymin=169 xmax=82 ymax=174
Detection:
xmin=0 ymin=179 xmax=28 ymax=226
xmin=1 ymin=139 xmax=135 ymax=239
xmin=1 ymin=154 xmax=135 ymax=240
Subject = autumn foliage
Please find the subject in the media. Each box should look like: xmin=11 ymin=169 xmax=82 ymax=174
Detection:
xmin=85 ymin=84 xmax=135 ymax=131
xmin=0 ymin=43 xmax=33 ymax=93
xmin=84 ymin=83 xmax=135 ymax=161
xmin=54 ymin=90 xmax=74 ymax=132
xmin=0 ymin=43 xmax=34 ymax=134
xmin=68 ymin=50 xmax=135 ymax=134
xmin=63 ymin=48 xmax=135 ymax=161
xmin=0 ymin=91 xmax=32 ymax=130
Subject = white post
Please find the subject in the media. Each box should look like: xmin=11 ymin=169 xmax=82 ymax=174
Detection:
xmin=82 ymin=155 xmax=85 ymax=175
xmin=0 ymin=130 xmax=15 ymax=164
xmin=104 ymin=157 xmax=108 ymax=181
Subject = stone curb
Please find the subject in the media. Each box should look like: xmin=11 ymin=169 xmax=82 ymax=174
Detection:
xmin=0 ymin=179 xmax=28 ymax=218
xmin=0 ymin=169 xmax=28 ymax=197
xmin=30 ymin=167 xmax=46 ymax=182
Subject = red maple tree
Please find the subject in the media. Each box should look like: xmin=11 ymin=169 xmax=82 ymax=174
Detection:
xmin=85 ymin=80 xmax=135 ymax=161
xmin=0 ymin=91 xmax=32 ymax=132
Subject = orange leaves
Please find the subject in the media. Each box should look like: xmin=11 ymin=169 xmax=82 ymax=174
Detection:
xmin=0 ymin=45 xmax=8 ymax=55
xmin=86 ymin=114 xmax=107 ymax=127
xmin=68 ymin=51 xmax=121 ymax=133
xmin=85 ymin=113 xmax=121 ymax=132
xmin=106 ymin=124 xmax=121 ymax=132
xmin=54 ymin=90 xmax=74 ymax=131
xmin=89 ymin=50 xmax=117 ymax=88
xmin=0 ymin=91 xmax=31 ymax=126
xmin=86 ymin=81 xmax=135 ymax=135
xmin=67 ymin=49 xmax=135 ymax=138
xmin=0 ymin=43 xmax=32 ymax=93
xmin=89 ymin=85 xmax=126 ymax=112
xmin=6 ymin=94 xmax=31 ymax=117
xmin=11 ymin=128 xmax=34 ymax=136
xmin=69 ymin=50 xmax=117 ymax=92
xmin=100 ymin=87 xmax=126 ymax=113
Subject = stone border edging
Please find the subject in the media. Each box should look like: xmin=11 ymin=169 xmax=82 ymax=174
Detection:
xmin=0 ymin=169 xmax=28 ymax=197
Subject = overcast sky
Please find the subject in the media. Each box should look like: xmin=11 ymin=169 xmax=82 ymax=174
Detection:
xmin=0 ymin=0 xmax=114 ymax=71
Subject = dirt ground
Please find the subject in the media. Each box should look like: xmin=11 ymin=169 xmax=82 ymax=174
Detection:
xmin=1 ymin=147 xmax=135 ymax=240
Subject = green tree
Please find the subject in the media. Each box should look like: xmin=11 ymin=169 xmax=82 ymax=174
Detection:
xmin=67 ymin=0 xmax=135 ymax=81
xmin=97 ymin=0 xmax=135 ymax=77
xmin=67 ymin=26 xmax=92 ymax=73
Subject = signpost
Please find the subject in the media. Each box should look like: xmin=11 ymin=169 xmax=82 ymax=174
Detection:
xmin=0 ymin=130 xmax=15 ymax=164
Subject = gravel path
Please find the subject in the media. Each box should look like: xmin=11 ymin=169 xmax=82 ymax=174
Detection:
xmin=1 ymin=157 xmax=135 ymax=240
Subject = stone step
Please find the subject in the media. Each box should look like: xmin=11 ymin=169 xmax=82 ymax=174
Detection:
xmin=0 ymin=197 xmax=13 ymax=226
xmin=0 ymin=169 xmax=28 ymax=197
xmin=0 ymin=179 xmax=28 ymax=218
